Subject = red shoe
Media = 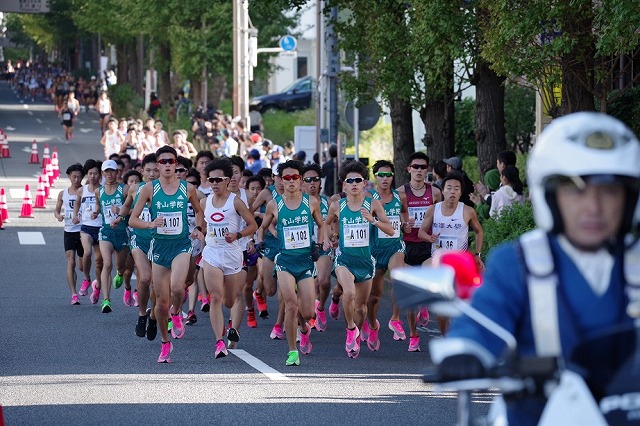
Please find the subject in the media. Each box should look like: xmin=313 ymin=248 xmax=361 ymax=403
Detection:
xmin=247 ymin=308 xmax=257 ymax=328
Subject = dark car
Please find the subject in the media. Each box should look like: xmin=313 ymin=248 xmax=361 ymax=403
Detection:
xmin=249 ymin=76 xmax=314 ymax=113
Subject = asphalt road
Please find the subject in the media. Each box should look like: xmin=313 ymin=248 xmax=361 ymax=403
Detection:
xmin=0 ymin=81 xmax=489 ymax=425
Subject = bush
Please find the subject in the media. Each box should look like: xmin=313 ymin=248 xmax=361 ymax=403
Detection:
xmin=261 ymin=108 xmax=316 ymax=145
xmin=481 ymin=201 xmax=535 ymax=259
xmin=109 ymin=83 xmax=145 ymax=118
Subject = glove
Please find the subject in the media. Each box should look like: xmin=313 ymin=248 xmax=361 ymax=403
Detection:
xmin=437 ymin=354 xmax=486 ymax=381
xmin=310 ymin=242 xmax=320 ymax=262
xmin=255 ymin=241 xmax=265 ymax=256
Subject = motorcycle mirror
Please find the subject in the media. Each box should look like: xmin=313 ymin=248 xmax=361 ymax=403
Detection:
xmin=390 ymin=265 xmax=457 ymax=310
xmin=435 ymin=251 xmax=482 ymax=300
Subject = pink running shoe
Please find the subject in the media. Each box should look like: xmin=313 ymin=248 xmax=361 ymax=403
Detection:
xmin=388 ymin=319 xmax=406 ymax=341
xmin=158 ymin=341 xmax=173 ymax=363
xmin=314 ymin=300 xmax=327 ymax=332
xmin=79 ymin=279 xmax=91 ymax=296
xmin=89 ymin=280 xmax=100 ymax=304
xmin=299 ymin=326 xmax=313 ymax=355
xmin=329 ymin=299 xmax=340 ymax=320
xmin=200 ymin=296 xmax=210 ymax=312
xmin=132 ymin=290 xmax=139 ymax=307
xmin=345 ymin=326 xmax=360 ymax=355
xmin=360 ymin=320 xmax=370 ymax=341
xmin=408 ymin=335 xmax=421 ymax=352
xmin=367 ymin=320 xmax=380 ymax=352
xmin=71 ymin=294 xmax=80 ymax=305
xmin=215 ymin=339 xmax=228 ymax=359
xmin=123 ymin=289 xmax=132 ymax=307
xmin=171 ymin=313 xmax=185 ymax=339
xmin=417 ymin=306 xmax=430 ymax=327
xmin=270 ymin=323 xmax=285 ymax=340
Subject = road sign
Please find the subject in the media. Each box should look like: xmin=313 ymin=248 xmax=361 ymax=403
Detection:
xmin=279 ymin=51 xmax=297 ymax=59
xmin=345 ymin=100 xmax=380 ymax=131
xmin=279 ymin=35 xmax=297 ymax=52
xmin=0 ymin=0 xmax=50 ymax=13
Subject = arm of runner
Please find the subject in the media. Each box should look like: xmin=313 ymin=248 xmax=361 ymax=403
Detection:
xmin=117 ymin=184 xmax=137 ymax=217
xmin=72 ymin=192 xmax=82 ymax=224
xmin=188 ymin=184 xmax=205 ymax=241
xmin=323 ymin=201 xmax=339 ymax=251
xmin=91 ymin=187 xmax=101 ymax=220
xmin=54 ymin=190 xmax=64 ymax=222
xmin=129 ymin=184 xmax=160 ymax=229
xmin=229 ymin=196 xmax=258 ymax=243
xmin=466 ymin=205 xmax=485 ymax=271
xmin=257 ymin=199 xmax=276 ymax=243
xmin=309 ymin=196 xmax=325 ymax=245
xmin=364 ymin=199 xmax=395 ymax=237
xmin=432 ymin=185 xmax=443 ymax=203
xmin=418 ymin=205 xmax=438 ymax=243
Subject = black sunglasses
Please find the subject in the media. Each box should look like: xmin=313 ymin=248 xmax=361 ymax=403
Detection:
xmin=410 ymin=164 xmax=428 ymax=170
xmin=158 ymin=158 xmax=177 ymax=165
xmin=175 ymin=168 xmax=187 ymax=174
xmin=344 ymin=177 xmax=364 ymax=184
xmin=303 ymin=176 xmax=321 ymax=183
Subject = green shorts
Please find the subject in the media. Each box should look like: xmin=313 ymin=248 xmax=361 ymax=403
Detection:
xmin=274 ymin=252 xmax=315 ymax=283
xmin=130 ymin=233 xmax=151 ymax=256
xmin=372 ymin=241 xmax=406 ymax=271
xmin=263 ymin=233 xmax=280 ymax=262
xmin=333 ymin=253 xmax=375 ymax=283
xmin=98 ymin=226 xmax=129 ymax=252
xmin=149 ymin=238 xmax=192 ymax=268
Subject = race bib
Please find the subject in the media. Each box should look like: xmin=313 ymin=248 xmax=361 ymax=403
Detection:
xmin=103 ymin=205 xmax=120 ymax=223
xmin=82 ymin=202 xmax=96 ymax=222
xmin=140 ymin=207 xmax=151 ymax=223
xmin=435 ymin=235 xmax=458 ymax=251
xmin=62 ymin=112 xmax=72 ymax=121
xmin=378 ymin=216 xmax=401 ymax=239
xmin=157 ymin=211 xmax=183 ymax=235
xmin=344 ymin=223 xmax=369 ymax=248
xmin=64 ymin=208 xmax=77 ymax=226
xmin=408 ymin=206 xmax=427 ymax=228
xmin=284 ymin=224 xmax=311 ymax=250
xmin=207 ymin=221 xmax=230 ymax=244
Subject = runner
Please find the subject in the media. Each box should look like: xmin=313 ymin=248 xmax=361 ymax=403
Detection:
xmin=54 ymin=163 xmax=85 ymax=305
xmin=96 ymin=91 xmax=112 ymax=134
xmin=100 ymin=118 xmax=125 ymax=160
xmin=243 ymin=175 xmax=265 ymax=328
xmin=194 ymin=150 xmax=214 ymax=312
xmin=94 ymin=160 xmax=130 ymax=314
xmin=258 ymin=160 xmax=325 ymax=365
xmin=129 ymin=146 xmax=205 ymax=363
xmin=323 ymin=161 xmax=395 ymax=358
xmin=201 ymin=158 xmax=257 ymax=358
xmin=183 ymin=170 xmax=203 ymax=326
xmin=121 ymin=169 xmax=142 ymax=308
xmin=72 ymin=159 xmax=104 ymax=305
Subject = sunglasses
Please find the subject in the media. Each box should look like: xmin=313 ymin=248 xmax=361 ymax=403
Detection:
xmin=175 ymin=168 xmax=187 ymax=174
xmin=186 ymin=180 xmax=198 ymax=185
xmin=303 ymin=176 xmax=321 ymax=183
xmin=344 ymin=177 xmax=364 ymax=184
xmin=410 ymin=164 xmax=428 ymax=170
xmin=375 ymin=172 xmax=394 ymax=178
xmin=282 ymin=174 xmax=301 ymax=181
xmin=207 ymin=176 xmax=229 ymax=183
xmin=158 ymin=158 xmax=177 ymax=165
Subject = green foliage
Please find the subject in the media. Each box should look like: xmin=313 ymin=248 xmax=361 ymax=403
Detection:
xmin=607 ymin=86 xmax=640 ymax=137
xmin=109 ymin=84 xmax=145 ymax=118
xmin=261 ymin=109 xmax=316 ymax=146
xmin=504 ymin=82 xmax=535 ymax=152
xmin=455 ymin=98 xmax=476 ymax=157
xmin=481 ymin=201 xmax=535 ymax=259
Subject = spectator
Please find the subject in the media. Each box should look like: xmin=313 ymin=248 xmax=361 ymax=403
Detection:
xmin=294 ymin=150 xmax=307 ymax=164
xmin=470 ymin=169 xmax=501 ymax=220
xmin=246 ymin=149 xmax=267 ymax=175
xmin=432 ymin=160 xmax=448 ymax=191
xmin=444 ymin=156 xmax=475 ymax=207
xmin=148 ymin=92 xmax=161 ymax=118
xmin=322 ymin=144 xmax=338 ymax=197
xmin=490 ymin=165 xmax=525 ymax=218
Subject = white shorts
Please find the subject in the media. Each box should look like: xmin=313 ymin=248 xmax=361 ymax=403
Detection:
xmin=202 ymin=245 xmax=243 ymax=276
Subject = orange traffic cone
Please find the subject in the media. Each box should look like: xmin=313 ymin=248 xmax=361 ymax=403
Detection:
xmin=41 ymin=168 xmax=50 ymax=199
xmin=0 ymin=213 xmax=4 ymax=230
xmin=19 ymin=184 xmax=34 ymax=218
xmin=0 ymin=131 xmax=10 ymax=158
xmin=29 ymin=140 xmax=39 ymax=164
xmin=0 ymin=188 xmax=8 ymax=223
xmin=42 ymin=143 xmax=51 ymax=168
xmin=52 ymin=147 xmax=60 ymax=182
xmin=34 ymin=176 xmax=47 ymax=208
xmin=46 ymin=162 xmax=54 ymax=187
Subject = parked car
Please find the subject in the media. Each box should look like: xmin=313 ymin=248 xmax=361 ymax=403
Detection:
xmin=250 ymin=76 xmax=314 ymax=113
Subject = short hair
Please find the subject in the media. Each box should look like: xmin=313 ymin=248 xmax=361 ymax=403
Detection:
xmin=141 ymin=154 xmax=157 ymax=168
xmin=186 ymin=169 xmax=201 ymax=187
xmin=242 ymin=169 xmax=254 ymax=177
xmin=408 ymin=151 xmax=429 ymax=165
xmin=258 ymin=168 xmax=273 ymax=179
xmin=195 ymin=150 xmax=215 ymax=163
xmin=229 ymin=155 xmax=245 ymax=172
xmin=328 ymin=144 xmax=338 ymax=158
xmin=497 ymin=150 xmax=517 ymax=167
xmin=83 ymin=159 xmax=102 ymax=175
xmin=114 ymin=159 xmax=124 ymax=168
xmin=205 ymin=158 xmax=234 ymax=178
xmin=177 ymin=156 xmax=192 ymax=169
xmin=156 ymin=145 xmax=177 ymax=159
xmin=246 ymin=175 xmax=266 ymax=190
xmin=302 ymin=163 xmax=322 ymax=177
xmin=433 ymin=160 xmax=448 ymax=179
xmin=66 ymin=163 xmax=85 ymax=176
xmin=119 ymin=153 xmax=132 ymax=163
xmin=277 ymin=160 xmax=304 ymax=176
xmin=123 ymin=170 xmax=142 ymax=184
xmin=108 ymin=153 xmax=120 ymax=160
xmin=441 ymin=171 xmax=465 ymax=192
xmin=339 ymin=160 xmax=368 ymax=181
xmin=372 ymin=160 xmax=394 ymax=174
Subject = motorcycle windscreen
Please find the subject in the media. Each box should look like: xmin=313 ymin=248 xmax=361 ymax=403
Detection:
xmin=569 ymin=324 xmax=640 ymax=425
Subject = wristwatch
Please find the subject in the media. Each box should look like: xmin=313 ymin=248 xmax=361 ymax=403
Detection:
xmin=475 ymin=252 xmax=482 ymax=257
xmin=236 ymin=232 xmax=242 ymax=240
xmin=195 ymin=226 xmax=203 ymax=232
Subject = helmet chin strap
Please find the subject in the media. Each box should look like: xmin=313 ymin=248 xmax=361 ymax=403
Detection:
xmin=562 ymin=234 xmax=620 ymax=255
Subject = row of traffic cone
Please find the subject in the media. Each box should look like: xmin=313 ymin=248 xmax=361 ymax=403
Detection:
xmin=0 ymin=129 xmax=9 ymax=158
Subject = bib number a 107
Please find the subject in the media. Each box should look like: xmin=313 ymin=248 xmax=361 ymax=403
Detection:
xmin=157 ymin=212 xmax=183 ymax=235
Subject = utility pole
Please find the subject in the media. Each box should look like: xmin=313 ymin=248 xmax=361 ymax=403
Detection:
xmin=327 ymin=2 xmax=340 ymax=194
xmin=233 ymin=0 xmax=250 ymax=130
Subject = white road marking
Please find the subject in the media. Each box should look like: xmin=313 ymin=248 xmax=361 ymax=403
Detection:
xmin=18 ymin=232 xmax=45 ymax=245
xmin=229 ymin=349 xmax=290 ymax=381
xmin=79 ymin=128 xmax=93 ymax=133
xmin=5 ymin=126 xmax=15 ymax=131
xmin=36 ymin=118 xmax=42 ymax=123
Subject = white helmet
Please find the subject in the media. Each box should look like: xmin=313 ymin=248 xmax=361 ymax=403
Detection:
xmin=528 ymin=112 xmax=640 ymax=235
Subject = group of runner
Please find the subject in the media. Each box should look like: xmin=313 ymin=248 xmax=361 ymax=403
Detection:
xmin=55 ymin=146 xmax=484 ymax=365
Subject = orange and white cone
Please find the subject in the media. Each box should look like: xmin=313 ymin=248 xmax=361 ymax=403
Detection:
xmin=41 ymin=143 xmax=51 ymax=168
xmin=34 ymin=176 xmax=47 ymax=208
xmin=19 ymin=184 xmax=34 ymax=218
xmin=41 ymin=168 xmax=50 ymax=199
xmin=0 ymin=188 xmax=8 ymax=223
xmin=46 ymin=162 xmax=54 ymax=188
xmin=52 ymin=147 xmax=60 ymax=182
xmin=0 ymin=132 xmax=10 ymax=158
xmin=29 ymin=140 xmax=39 ymax=164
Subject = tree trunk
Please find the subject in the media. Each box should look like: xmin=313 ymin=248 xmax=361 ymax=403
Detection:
xmin=191 ymin=78 xmax=202 ymax=110
xmin=127 ymin=42 xmax=139 ymax=91
xmin=134 ymin=35 xmax=145 ymax=96
xmin=420 ymin=90 xmax=455 ymax=163
xmin=474 ymin=59 xmax=506 ymax=175
xmin=209 ymin=74 xmax=227 ymax=111
xmin=389 ymin=96 xmax=414 ymax=187
xmin=116 ymin=43 xmax=128 ymax=85
xmin=156 ymin=42 xmax=172 ymax=107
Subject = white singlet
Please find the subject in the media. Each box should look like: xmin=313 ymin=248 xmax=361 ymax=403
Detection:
xmin=431 ymin=201 xmax=468 ymax=255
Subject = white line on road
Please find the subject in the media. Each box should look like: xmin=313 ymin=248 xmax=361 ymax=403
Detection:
xmin=36 ymin=118 xmax=42 ymax=123
xmin=229 ymin=349 xmax=290 ymax=381
xmin=18 ymin=232 xmax=45 ymax=245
